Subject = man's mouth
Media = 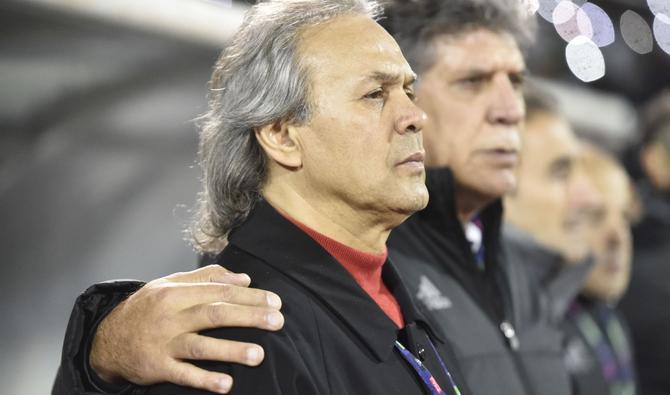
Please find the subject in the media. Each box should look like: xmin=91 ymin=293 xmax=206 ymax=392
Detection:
xmin=481 ymin=148 xmax=519 ymax=166
xmin=397 ymin=152 xmax=425 ymax=169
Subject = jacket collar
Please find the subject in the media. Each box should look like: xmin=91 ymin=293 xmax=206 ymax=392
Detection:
xmin=502 ymin=223 xmax=593 ymax=322
xmin=419 ymin=167 xmax=504 ymax=268
xmin=227 ymin=199 xmax=442 ymax=361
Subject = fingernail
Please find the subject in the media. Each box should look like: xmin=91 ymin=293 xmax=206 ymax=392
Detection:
xmin=266 ymin=311 xmax=284 ymax=329
xmin=266 ymin=292 xmax=282 ymax=308
xmin=233 ymin=273 xmax=251 ymax=284
xmin=215 ymin=376 xmax=232 ymax=393
xmin=246 ymin=346 xmax=262 ymax=364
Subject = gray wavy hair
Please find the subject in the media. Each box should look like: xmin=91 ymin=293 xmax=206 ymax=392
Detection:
xmin=192 ymin=0 xmax=383 ymax=253
xmin=382 ymin=0 xmax=537 ymax=74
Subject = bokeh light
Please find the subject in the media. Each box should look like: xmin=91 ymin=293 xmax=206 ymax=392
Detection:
xmin=580 ymin=2 xmax=615 ymax=47
xmin=554 ymin=1 xmax=590 ymax=42
xmin=551 ymin=2 xmax=614 ymax=47
xmin=621 ymin=10 xmax=654 ymax=54
xmin=647 ymin=0 xmax=670 ymax=18
xmin=653 ymin=13 xmax=670 ymax=55
xmin=538 ymin=0 xmax=560 ymax=23
xmin=565 ymin=35 xmax=606 ymax=82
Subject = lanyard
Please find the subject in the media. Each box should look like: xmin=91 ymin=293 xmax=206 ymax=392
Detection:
xmin=394 ymin=340 xmax=462 ymax=395
xmin=568 ymin=303 xmax=636 ymax=393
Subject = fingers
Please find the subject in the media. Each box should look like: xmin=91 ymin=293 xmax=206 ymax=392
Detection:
xmin=167 ymin=283 xmax=282 ymax=309
xmin=183 ymin=302 xmax=285 ymax=332
xmin=165 ymin=265 xmax=251 ymax=287
xmin=170 ymin=333 xmax=265 ymax=366
xmin=167 ymin=361 xmax=234 ymax=394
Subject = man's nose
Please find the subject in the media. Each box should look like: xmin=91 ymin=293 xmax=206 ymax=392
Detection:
xmin=571 ymin=170 xmax=604 ymax=214
xmin=488 ymin=75 xmax=524 ymax=126
xmin=395 ymin=96 xmax=427 ymax=135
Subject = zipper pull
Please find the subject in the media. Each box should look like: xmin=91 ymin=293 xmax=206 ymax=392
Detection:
xmin=500 ymin=321 xmax=520 ymax=351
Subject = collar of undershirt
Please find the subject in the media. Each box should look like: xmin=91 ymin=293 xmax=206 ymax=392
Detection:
xmin=279 ymin=212 xmax=389 ymax=284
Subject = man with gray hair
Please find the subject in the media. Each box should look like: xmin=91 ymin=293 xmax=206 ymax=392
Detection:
xmin=54 ymin=0 xmax=574 ymax=394
xmin=55 ymin=0 xmax=469 ymax=394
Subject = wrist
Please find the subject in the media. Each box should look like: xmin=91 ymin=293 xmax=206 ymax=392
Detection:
xmin=89 ymin=307 xmax=125 ymax=385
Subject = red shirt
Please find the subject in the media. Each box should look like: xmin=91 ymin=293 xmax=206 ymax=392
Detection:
xmin=282 ymin=214 xmax=405 ymax=328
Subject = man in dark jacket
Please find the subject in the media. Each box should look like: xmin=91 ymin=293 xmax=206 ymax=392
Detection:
xmin=53 ymin=1 xmax=575 ymax=394
xmin=503 ymin=88 xmax=602 ymax=323
xmin=562 ymin=144 xmax=637 ymax=395
xmin=501 ymin=89 xmax=636 ymax=394
xmin=56 ymin=1 xmax=471 ymax=394
xmin=619 ymin=90 xmax=670 ymax=395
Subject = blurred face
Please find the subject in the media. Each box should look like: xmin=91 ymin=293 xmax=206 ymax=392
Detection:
xmin=505 ymin=113 xmax=602 ymax=263
xmin=294 ymin=15 xmax=428 ymax=219
xmin=642 ymin=141 xmax=670 ymax=191
xmin=583 ymin=159 xmax=633 ymax=302
xmin=417 ymin=29 xmax=526 ymax=203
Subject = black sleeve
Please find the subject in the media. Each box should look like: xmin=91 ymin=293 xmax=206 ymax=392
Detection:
xmin=147 ymin=319 xmax=325 ymax=394
xmin=52 ymin=280 xmax=145 ymax=395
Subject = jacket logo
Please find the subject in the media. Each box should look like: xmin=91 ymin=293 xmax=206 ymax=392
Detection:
xmin=416 ymin=275 xmax=452 ymax=311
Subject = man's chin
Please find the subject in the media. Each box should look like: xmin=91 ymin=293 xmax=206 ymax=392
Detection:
xmin=470 ymin=171 xmax=517 ymax=200
xmin=396 ymin=185 xmax=429 ymax=214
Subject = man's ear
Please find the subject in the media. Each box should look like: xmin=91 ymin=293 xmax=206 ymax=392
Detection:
xmin=255 ymin=121 xmax=303 ymax=169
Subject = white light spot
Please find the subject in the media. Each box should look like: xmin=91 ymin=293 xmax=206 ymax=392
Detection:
xmin=538 ymin=0 xmax=561 ymax=22
xmin=565 ymin=36 xmax=606 ymax=82
xmin=553 ymin=1 xmax=593 ymax=43
xmin=654 ymin=13 xmax=670 ymax=55
xmin=554 ymin=1 xmax=578 ymax=24
xmin=621 ymin=10 xmax=654 ymax=54
xmin=648 ymin=0 xmax=670 ymax=18
xmin=580 ymin=3 xmax=615 ymax=47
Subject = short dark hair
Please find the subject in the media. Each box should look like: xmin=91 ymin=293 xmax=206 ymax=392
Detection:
xmin=381 ymin=0 xmax=536 ymax=73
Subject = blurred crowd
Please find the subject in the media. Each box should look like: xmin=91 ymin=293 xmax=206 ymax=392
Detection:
xmin=2 ymin=0 xmax=670 ymax=394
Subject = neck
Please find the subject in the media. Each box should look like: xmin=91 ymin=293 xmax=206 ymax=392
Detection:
xmin=262 ymin=175 xmax=393 ymax=254
xmin=454 ymin=183 xmax=494 ymax=224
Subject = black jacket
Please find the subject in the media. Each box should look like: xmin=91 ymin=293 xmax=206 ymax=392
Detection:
xmin=53 ymin=168 xmax=569 ymax=395
xmin=55 ymin=199 xmax=470 ymax=395
xmin=619 ymin=179 xmax=670 ymax=395
xmin=563 ymin=297 xmax=637 ymax=395
xmin=151 ymin=200 xmax=469 ymax=395
xmin=388 ymin=168 xmax=571 ymax=395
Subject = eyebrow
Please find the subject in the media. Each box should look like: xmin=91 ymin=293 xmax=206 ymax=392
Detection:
xmin=459 ymin=67 xmax=528 ymax=79
xmin=366 ymin=71 xmax=416 ymax=86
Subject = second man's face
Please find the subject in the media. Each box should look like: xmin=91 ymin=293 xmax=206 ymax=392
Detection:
xmin=416 ymin=28 xmax=526 ymax=201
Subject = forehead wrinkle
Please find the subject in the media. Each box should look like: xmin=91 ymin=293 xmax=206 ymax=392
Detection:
xmin=431 ymin=33 xmax=526 ymax=74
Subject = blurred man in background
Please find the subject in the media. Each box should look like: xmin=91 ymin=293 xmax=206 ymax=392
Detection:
xmin=619 ymin=90 xmax=670 ymax=395
xmin=503 ymin=88 xmax=602 ymax=323
xmin=563 ymin=144 xmax=637 ymax=395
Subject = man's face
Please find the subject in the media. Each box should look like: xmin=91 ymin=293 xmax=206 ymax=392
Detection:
xmin=583 ymin=158 xmax=633 ymax=302
xmin=505 ymin=113 xmax=602 ymax=263
xmin=294 ymin=15 xmax=428 ymax=219
xmin=416 ymin=29 xmax=526 ymax=201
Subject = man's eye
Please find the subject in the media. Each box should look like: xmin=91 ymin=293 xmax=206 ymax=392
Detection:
xmin=405 ymin=89 xmax=416 ymax=101
xmin=510 ymin=73 xmax=525 ymax=89
xmin=365 ymin=89 xmax=385 ymax=99
xmin=550 ymin=167 xmax=571 ymax=181
xmin=460 ymin=76 xmax=486 ymax=89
